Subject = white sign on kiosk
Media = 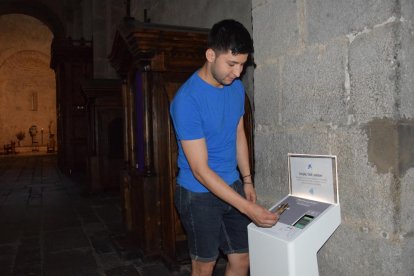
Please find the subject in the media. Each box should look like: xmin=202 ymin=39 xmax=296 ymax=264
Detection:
xmin=248 ymin=153 xmax=341 ymax=276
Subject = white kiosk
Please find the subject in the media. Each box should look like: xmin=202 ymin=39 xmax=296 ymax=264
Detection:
xmin=248 ymin=154 xmax=341 ymax=276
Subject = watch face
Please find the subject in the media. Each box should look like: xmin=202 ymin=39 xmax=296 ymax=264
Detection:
xmin=293 ymin=214 xmax=314 ymax=229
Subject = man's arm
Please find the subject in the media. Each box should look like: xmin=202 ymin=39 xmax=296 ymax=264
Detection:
xmin=181 ymin=138 xmax=278 ymax=227
xmin=236 ymin=117 xmax=256 ymax=203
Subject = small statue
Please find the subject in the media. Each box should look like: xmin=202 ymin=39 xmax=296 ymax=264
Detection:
xmin=29 ymin=125 xmax=37 ymax=138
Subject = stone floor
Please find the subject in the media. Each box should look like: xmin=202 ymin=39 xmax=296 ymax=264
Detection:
xmin=0 ymin=153 xmax=226 ymax=276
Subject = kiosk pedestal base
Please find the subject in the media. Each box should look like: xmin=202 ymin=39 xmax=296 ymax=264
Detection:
xmin=248 ymin=154 xmax=341 ymax=276
xmin=248 ymin=200 xmax=340 ymax=276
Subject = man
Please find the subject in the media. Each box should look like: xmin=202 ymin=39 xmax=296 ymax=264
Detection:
xmin=170 ymin=19 xmax=279 ymax=276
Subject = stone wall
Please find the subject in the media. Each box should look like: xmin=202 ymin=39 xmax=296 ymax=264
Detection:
xmin=89 ymin=0 xmax=124 ymax=79
xmin=252 ymin=0 xmax=414 ymax=274
xmin=0 ymin=14 xmax=56 ymax=149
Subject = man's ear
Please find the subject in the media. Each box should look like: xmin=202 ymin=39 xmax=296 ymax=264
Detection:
xmin=206 ymin=48 xmax=216 ymax=62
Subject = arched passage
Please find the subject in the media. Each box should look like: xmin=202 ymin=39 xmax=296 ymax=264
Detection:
xmin=0 ymin=14 xmax=56 ymax=151
xmin=0 ymin=1 xmax=65 ymax=153
xmin=0 ymin=0 xmax=65 ymax=38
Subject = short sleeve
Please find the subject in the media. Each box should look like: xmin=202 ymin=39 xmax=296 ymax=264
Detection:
xmin=170 ymin=94 xmax=204 ymax=141
xmin=240 ymin=84 xmax=246 ymax=117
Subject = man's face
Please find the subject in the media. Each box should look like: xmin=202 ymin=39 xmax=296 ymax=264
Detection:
xmin=209 ymin=50 xmax=248 ymax=87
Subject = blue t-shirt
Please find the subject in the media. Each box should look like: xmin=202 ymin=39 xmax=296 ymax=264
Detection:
xmin=170 ymin=71 xmax=245 ymax=192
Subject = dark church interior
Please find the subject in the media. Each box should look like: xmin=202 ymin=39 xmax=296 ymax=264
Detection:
xmin=0 ymin=1 xmax=257 ymax=275
xmin=5 ymin=0 xmax=413 ymax=275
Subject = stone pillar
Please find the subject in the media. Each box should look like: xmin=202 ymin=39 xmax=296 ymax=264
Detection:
xmin=91 ymin=0 xmax=124 ymax=78
xmin=252 ymin=0 xmax=414 ymax=275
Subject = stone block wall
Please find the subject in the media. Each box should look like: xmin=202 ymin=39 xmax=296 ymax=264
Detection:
xmin=252 ymin=0 xmax=414 ymax=274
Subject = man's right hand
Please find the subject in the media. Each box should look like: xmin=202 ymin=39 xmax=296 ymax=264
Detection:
xmin=244 ymin=202 xmax=279 ymax=228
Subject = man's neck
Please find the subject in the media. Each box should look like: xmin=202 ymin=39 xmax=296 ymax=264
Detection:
xmin=197 ymin=63 xmax=222 ymax=88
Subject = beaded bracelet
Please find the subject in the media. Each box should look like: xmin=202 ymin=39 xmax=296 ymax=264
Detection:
xmin=242 ymin=174 xmax=251 ymax=179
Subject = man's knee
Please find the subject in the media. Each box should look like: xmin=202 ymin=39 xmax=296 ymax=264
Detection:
xmin=192 ymin=260 xmax=216 ymax=276
xmin=229 ymin=252 xmax=249 ymax=264
xmin=226 ymin=253 xmax=250 ymax=275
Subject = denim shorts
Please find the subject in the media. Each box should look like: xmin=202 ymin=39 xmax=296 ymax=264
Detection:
xmin=174 ymin=180 xmax=250 ymax=262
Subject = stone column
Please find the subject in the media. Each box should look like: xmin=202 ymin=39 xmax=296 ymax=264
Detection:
xmin=91 ymin=0 xmax=124 ymax=78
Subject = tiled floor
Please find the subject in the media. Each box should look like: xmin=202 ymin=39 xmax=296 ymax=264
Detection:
xmin=0 ymin=153 xmax=229 ymax=275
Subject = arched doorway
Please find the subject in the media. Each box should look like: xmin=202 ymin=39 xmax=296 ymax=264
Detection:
xmin=0 ymin=14 xmax=56 ymax=152
xmin=0 ymin=1 xmax=65 ymax=154
xmin=0 ymin=3 xmax=94 ymax=178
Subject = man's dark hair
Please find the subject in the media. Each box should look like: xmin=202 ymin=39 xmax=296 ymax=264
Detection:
xmin=208 ymin=19 xmax=254 ymax=55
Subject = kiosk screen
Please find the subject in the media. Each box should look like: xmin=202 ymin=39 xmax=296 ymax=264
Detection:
xmin=294 ymin=214 xmax=314 ymax=229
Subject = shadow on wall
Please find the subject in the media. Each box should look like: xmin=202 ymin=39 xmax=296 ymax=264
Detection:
xmin=365 ymin=118 xmax=414 ymax=177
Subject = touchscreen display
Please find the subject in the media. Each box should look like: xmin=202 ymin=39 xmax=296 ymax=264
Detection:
xmin=293 ymin=214 xmax=314 ymax=229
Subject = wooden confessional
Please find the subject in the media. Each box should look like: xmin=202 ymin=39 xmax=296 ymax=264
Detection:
xmin=109 ymin=19 xmax=255 ymax=266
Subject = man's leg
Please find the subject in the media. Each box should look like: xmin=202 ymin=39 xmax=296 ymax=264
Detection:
xmin=175 ymin=185 xmax=223 ymax=275
xmin=225 ymin=253 xmax=249 ymax=276
xmin=220 ymin=181 xmax=251 ymax=276
xmin=191 ymin=260 xmax=216 ymax=276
